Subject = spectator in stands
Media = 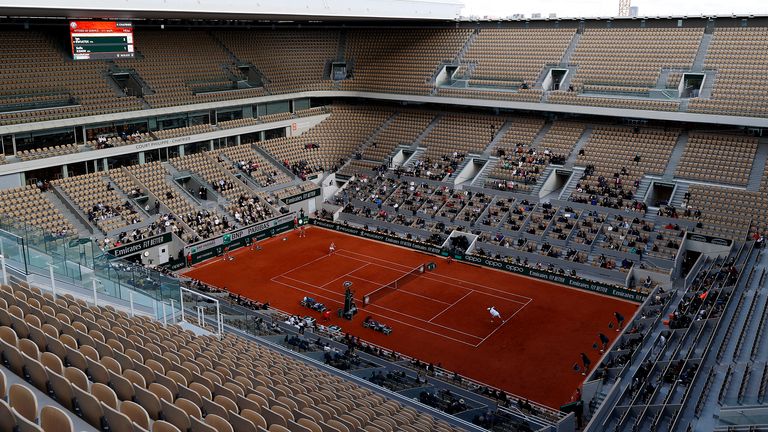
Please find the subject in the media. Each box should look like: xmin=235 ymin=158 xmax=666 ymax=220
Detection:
xmin=643 ymin=276 xmax=653 ymax=289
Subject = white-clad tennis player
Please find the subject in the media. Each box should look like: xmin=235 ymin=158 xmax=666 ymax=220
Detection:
xmin=488 ymin=306 xmax=501 ymax=323
xmin=329 ymin=242 xmax=336 ymax=255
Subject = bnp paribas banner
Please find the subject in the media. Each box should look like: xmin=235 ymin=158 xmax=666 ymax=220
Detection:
xmin=310 ymin=218 xmax=647 ymax=303
xmin=184 ymin=213 xmax=296 ymax=264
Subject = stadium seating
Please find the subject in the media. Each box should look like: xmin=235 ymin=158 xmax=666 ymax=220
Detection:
xmin=170 ymin=153 xmax=277 ymax=226
xmin=154 ymin=125 xmax=216 ymax=141
xmin=2 ymin=24 xmax=768 ymax=126
xmin=0 ymin=31 xmax=144 ymax=126
xmin=294 ymin=107 xmax=329 ymax=118
xmin=16 ymin=144 xmax=79 ymax=161
xmin=217 ymin=118 xmax=260 ymax=129
xmin=536 ymin=121 xmax=585 ymax=159
xmin=683 ymin=185 xmax=768 ymax=240
xmin=547 ymin=92 xmax=681 ymax=112
xmin=126 ymin=162 xmax=222 ymax=243
xmin=688 ymin=27 xmax=768 ymax=117
xmin=340 ymin=28 xmax=473 ymax=95
xmin=214 ymin=145 xmax=293 ymax=188
xmin=0 ymin=186 xmax=75 ymax=237
xmin=361 ymin=111 xmax=437 ymax=162
xmin=336 ymin=160 xmax=384 ymax=177
xmin=0 ymin=280 xmax=465 ymax=432
xmin=675 ymin=133 xmax=759 ymax=186
xmin=405 ymin=113 xmax=503 ymax=180
xmin=436 ymin=86 xmax=543 ymax=102
xmin=255 ymin=113 xmax=293 ymax=123
xmin=4 ymin=18 xmax=768 ymax=432
xmin=569 ymin=27 xmax=703 ymax=90
xmin=459 ymin=27 xmax=576 ymax=87
xmin=215 ymin=29 xmax=338 ymax=94
xmin=87 ymin=132 xmax=153 ymax=149
xmin=260 ymin=105 xmax=392 ymax=178
xmin=114 ymin=31 xmax=266 ymax=108
xmin=54 ymin=173 xmax=143 ymax=235
xmin=571 ymin=126 xmax=680 ymax=210
xmin=485 ymin=117 xmax=547 ymax=192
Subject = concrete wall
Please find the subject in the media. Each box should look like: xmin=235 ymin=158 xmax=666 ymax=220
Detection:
xmin=0 ymin=173 xmax=23 ymax=189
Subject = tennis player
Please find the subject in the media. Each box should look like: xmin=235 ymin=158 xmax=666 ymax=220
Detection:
xmin=329 ymin=242 xmax=336 ymax=255
xmin=488 ymin=306 xmax=501 ymax=323
xmin=223 ymin=246 xmax=234 ymax=261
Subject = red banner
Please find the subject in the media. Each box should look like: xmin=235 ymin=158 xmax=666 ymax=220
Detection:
xmin=69 ymin=21 xmax=133 ymax=34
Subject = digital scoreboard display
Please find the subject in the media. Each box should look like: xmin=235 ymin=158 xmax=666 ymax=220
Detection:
xmin=70 ymin=21 xmax=134 ymax=60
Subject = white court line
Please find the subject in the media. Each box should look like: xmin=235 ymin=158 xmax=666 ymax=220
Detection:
xmin=473 ymin=298 xmax=533 ymax=348
xmin=343 ymin=275 xmax=453 ymax=306
xmin=336 ymin=249 xmax=531 ymax=306
xmin=269 ymin=276 xmax=482 ymax=347
xmin=320 ymin=263 xmax=371 ymax=290
xmin=273 ymin=272 xmax=485 ymax=342
xmin=428 ymin=291 xmax=473 ymax=323
xmin=336 ymin=249 xmax=534 ymax=302
xmin=275 ymin=249 xmax=348 ymax=279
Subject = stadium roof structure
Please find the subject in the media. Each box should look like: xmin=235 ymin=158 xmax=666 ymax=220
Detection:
xmin=0 ymin=0 xmax=464 ymax=20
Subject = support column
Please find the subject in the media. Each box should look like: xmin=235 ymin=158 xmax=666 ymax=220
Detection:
xmin=0 ymin=253 xmax=7 ymax=286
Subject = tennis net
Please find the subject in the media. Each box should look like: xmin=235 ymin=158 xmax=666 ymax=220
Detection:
xmin=363 ymin=263 xmax=425 ymax=306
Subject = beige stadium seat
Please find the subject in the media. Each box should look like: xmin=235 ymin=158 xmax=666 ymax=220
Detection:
xmin=153 ymin=420 xmax=182 ymax=432
xmin=9 ymin=383 xmax=37 ymax=423
xmin=40 ymin=405 xmax=73 ymax=432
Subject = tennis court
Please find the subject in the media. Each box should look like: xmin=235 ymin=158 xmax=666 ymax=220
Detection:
xmin=186 ymin=225 xmax=638 ymax=408
xmin=271 ymin=248 xmax=532 ymax=347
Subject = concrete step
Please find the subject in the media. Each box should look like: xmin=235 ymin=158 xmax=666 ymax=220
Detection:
xmin=336 ymin=29 xmax=347 ymax=62
xmin=447 ymin=154 xmax=487 ymax=185
xmin=530 ymin=122 xmax=553 ymax=149
xmin=699 ymin=71 xmax=717 ymax=99
xmin=560 ymin=32 xmax=582 ymax=65
xmin=746 ymin=139 xmax=768 ymax=192
xmin=101 ymin=175 xmax=152 ymax=219
xmin=564 ymin=126 xmax=592 ymax=168
xmin=402 ymin=147 xmax=427 ymax=170
xmin=669 ymin=182 xmax=689 ymax=209
xmin=558 ymin=166 xmax=585 ymax=200
xmin=456 ymin=29 xmax=479 ymax=63
xmin=664 ymin=131 xmax=689 ymax=179
xmin=356 ymin=111 xmax=399 ymax=157
xmin=634 ymin=177 xmax=653 ymax=203
xmin=692 ymin=33 xmax=713 ymax=72
xmin=529 ymin=165 xmax=556 ymax=197
xmin=470 ymin=157 xmax=498 ymax=188
xmin=482 ymin=120 xmax=514 ymax=156
xmin=250 ymin=144 xmax=297 ymax=179
xmin=414 ymin=113 xmax=444 ymax=146
xmin=45 ymin=186 xmax=96 ymax=238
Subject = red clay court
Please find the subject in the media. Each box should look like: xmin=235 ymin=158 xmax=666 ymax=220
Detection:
xmin=186 ymin=226 xmax=638 ymax=408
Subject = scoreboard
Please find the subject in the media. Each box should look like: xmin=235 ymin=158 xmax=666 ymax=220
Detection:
xmin=70 ymin=21 xmax=134 ymax=60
